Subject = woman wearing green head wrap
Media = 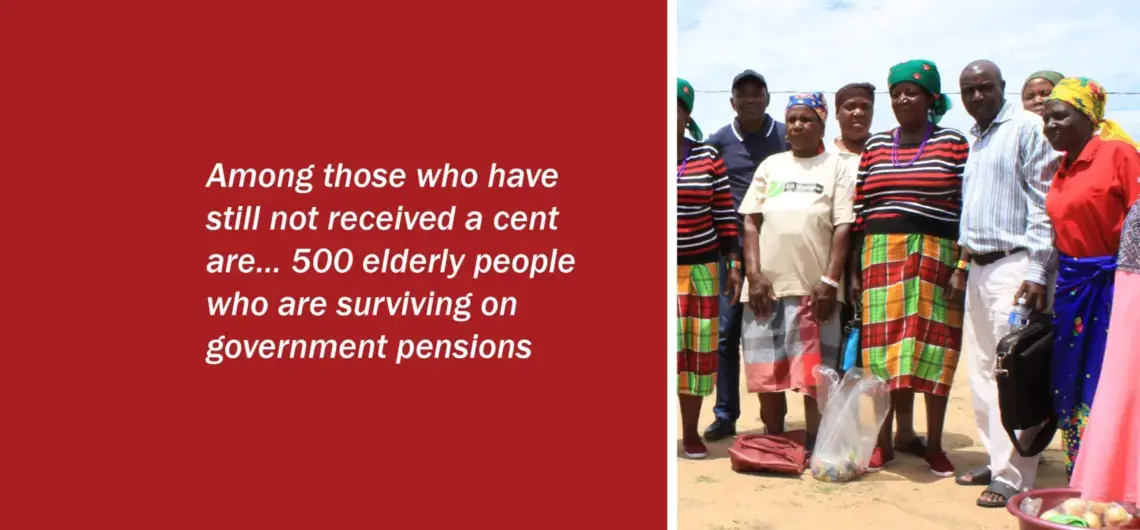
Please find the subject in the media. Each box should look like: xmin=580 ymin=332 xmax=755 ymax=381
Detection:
xmin=850 ymin=59 xmax=971 ymax=478
xmin=1021 ymin=70 xmax=1064 ymax=116
xmin=676 ymin=78 xmax=742 ymax=459
xmin=886 ymin=59 xmax=952 ymax=125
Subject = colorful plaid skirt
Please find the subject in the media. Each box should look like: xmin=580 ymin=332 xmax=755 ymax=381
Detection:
xmin=742 ymin=295 xmax=841 ymax=396
xmin=678 ymin=262 xmax=719 ymax=396
xmin=860 ymin=234 xmax=964 ymax=397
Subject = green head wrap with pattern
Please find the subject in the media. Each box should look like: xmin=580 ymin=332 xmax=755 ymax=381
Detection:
xmin=677 ymin=78 xmax=703 ymax=141
xmin=888 ymin=59 xmax=951 ymax=125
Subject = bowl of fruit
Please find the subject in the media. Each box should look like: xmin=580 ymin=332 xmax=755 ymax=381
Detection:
xmin=1007 ymin=488 xmax=1139 ymax=529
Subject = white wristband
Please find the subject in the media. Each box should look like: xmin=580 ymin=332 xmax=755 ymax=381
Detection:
xmin=819 ymin=275 xmax=840 ymax=288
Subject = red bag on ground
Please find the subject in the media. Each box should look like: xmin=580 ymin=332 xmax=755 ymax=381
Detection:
xmin=728 ymin=429 xmax=807 ymax=475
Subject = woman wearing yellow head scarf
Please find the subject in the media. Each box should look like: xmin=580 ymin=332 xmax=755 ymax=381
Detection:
xmin=1042 ymin=76 xmax=1140 ymax=478
xmin=1046 ymin=77 xmax=1140 ymax=148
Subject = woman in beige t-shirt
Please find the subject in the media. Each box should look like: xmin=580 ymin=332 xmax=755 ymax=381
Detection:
xmin=738 ymin=93 xmax=855 ymax=444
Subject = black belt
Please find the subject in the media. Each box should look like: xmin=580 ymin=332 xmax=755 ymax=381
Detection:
xmin=971 ymin=247 xmax=1026 ymax=266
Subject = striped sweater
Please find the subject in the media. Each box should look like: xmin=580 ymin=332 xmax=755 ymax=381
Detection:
xmin=678 ymin=141 xmax=739 ymax=264
xmin=853 ymin=126 xmax=969 ymax=241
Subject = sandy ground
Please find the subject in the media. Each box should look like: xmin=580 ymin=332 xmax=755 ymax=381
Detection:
xmin=677 ymin=351 xmax=1069 ymax=530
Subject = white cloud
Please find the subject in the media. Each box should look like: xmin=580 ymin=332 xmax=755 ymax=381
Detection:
xmin=678 ymin=0 xmax=1140 ymax=141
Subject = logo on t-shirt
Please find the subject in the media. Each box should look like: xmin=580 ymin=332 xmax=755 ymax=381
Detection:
xmin=767 ymin=180 xmax=824 ymax=197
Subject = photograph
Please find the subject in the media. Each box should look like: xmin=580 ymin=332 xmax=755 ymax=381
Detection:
xmin=674 ymin=0 xmax=1140 ymax=528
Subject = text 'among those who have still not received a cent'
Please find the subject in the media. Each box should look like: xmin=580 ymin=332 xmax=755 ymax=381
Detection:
xmin=203 ymin=162 xmax=573 ymax=367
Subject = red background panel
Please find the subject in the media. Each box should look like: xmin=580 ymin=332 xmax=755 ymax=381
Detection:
xmin=5 ymin=1 xmax=666 ymax=527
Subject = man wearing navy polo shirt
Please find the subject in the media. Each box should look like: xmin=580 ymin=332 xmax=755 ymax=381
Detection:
xmin=703 ymin=70 xmax=788 ymax=441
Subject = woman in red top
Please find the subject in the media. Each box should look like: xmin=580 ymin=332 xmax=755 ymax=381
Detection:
xmin=1042 ymin=77 xmax=1140 ymax=477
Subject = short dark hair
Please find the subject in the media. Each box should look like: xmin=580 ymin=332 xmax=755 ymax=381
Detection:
xmin=835 ymin=83 xmax=875 ymax=107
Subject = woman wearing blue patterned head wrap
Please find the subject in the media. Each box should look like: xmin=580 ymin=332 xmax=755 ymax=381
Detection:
xmin=736 ymin=91 xmax=855 ymax=446
xmin=786 ymin=92 xmax=829 ymax=154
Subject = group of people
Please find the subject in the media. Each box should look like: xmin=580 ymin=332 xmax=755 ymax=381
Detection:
xmin=676 ymin=59 xmax=1140 ymax=508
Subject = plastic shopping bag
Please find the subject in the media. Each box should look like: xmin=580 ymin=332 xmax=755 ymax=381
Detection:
xmin=809 ymin=365 xmax=890 ymax=483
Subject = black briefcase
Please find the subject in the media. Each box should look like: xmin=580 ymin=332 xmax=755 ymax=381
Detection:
xmin=994 ymin=313 xmax=1058 ymax=457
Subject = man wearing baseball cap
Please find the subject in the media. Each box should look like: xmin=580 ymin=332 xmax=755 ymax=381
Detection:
xmin=704 ymin=69 xmax=789 ymax=441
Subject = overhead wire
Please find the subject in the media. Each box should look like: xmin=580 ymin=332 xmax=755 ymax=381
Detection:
xmin=695 ymin=89 xmax=1140 ymax=95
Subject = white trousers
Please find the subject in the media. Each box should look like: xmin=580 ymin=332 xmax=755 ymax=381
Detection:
xmin=962 ymin=252 xmax=1053 ymax=491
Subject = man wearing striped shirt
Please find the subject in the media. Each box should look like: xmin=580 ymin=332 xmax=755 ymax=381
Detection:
xmin=956 ymin=60 xmax=1060 ymax=507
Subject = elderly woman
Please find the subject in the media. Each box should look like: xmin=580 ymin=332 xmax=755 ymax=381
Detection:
xmin=1041 ymin=77 xmax=1140 ymax=477
xmin=851 ymin=59 xmax=970 ymax=477
xmin=738 ymin=93 xmax=854 ymax=444
xmin=676 ymin=78 xmax=742 ymax=459
xmin=1021 ymin=70 xmax=1064 ymax=116
xmin=832 ymin=83 xmax=926 ymax=458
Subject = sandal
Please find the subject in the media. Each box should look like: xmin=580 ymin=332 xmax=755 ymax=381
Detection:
xmin=955 ymin=467 xmax=992 ymax=486
xmin=976 ymin=481 xmax=1018 ymax=508
xmin=893 ymin=435 xmax=927 ymax=457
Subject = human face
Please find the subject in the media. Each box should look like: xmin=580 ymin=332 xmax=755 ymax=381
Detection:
xmin=677 ymin=101 xmax=690 ymax=140
xmin=1042 ymin=99 xmax=1094 ymax=155
xmin=730 ymin=80 xmax=769 ymax=123
xmin=837 ymin=96 xmax=873 ymax=140
xmin=1022 ymin=78 xmax=1055 ymax=116
xmin=890 ymin=82 xmax=932 ymax=128
xmin=785 ymin=106 xmax=823 ymax=153
xmin=960 ymin=70 xmax=1005 ymax=125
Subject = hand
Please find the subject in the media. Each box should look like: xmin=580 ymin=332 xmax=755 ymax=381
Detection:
xmin=747 ymin=273 xmax=776 ymax=318
xmin=944 ymin=269 xmax=967 ymax=302
xmin=725 ymin=268 xmax=743 ymax=305
xmin=1014 ymin=281 xmax=1047 ymax=313
xmin=810 ymin=281 xmax=838 ymax=323
xmin=849 ymin=274 xmax=863 ymax=306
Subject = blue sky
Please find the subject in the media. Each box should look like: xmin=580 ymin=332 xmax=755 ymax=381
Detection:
xmin=678 ymin=0 xmax=1140 ymax=140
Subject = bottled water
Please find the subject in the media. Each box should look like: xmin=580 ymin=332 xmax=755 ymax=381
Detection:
xmin=1008 ymin=297 xmax=1031 ymax=331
